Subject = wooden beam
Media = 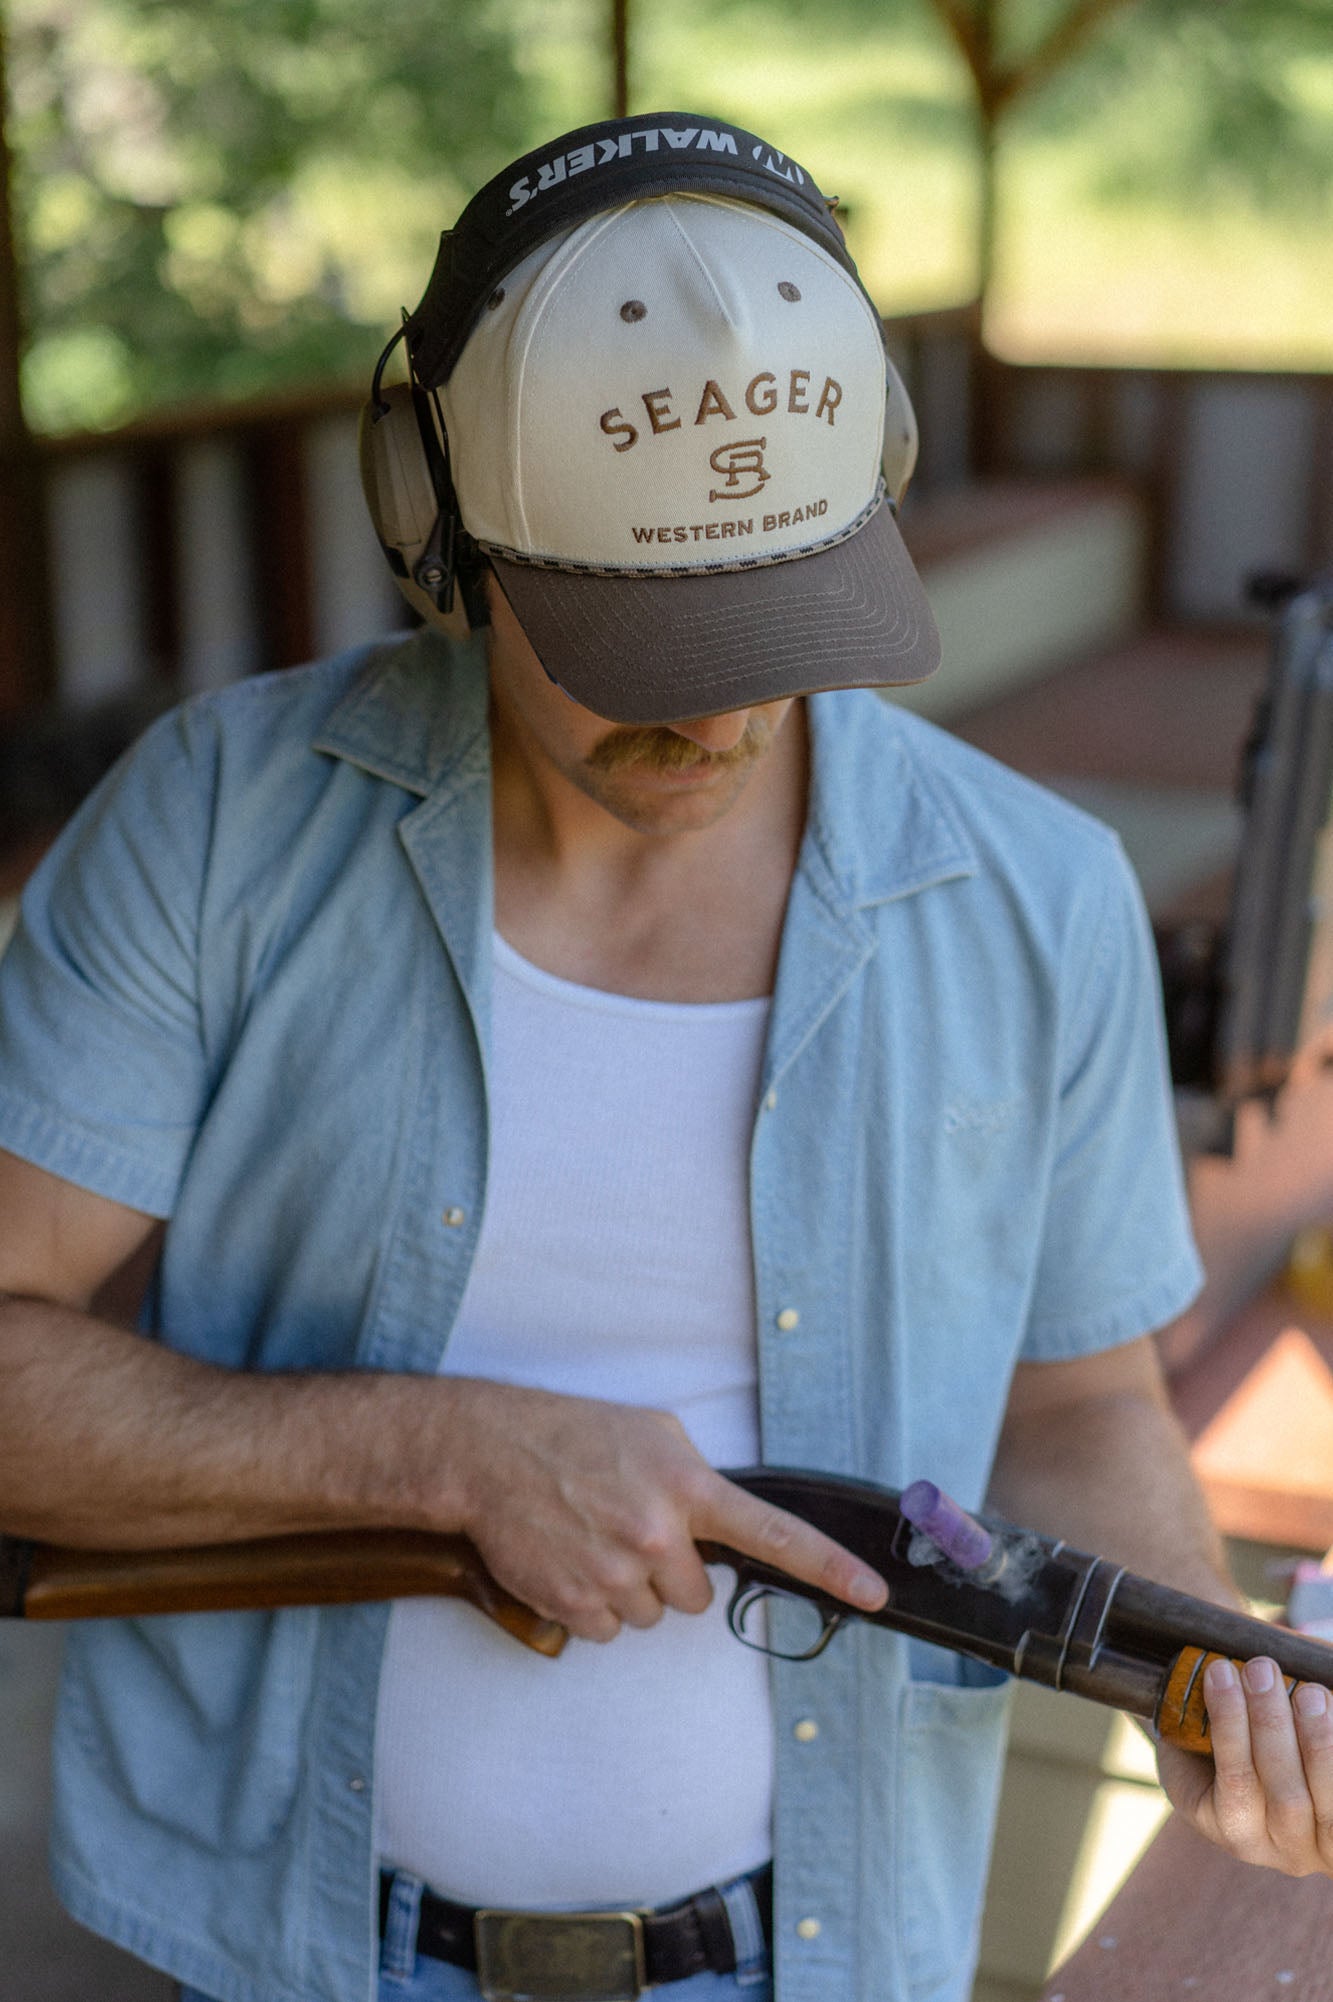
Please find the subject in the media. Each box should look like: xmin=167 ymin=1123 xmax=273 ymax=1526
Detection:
xmin=0 ymin=19 xmax=54 ymax=714
xmin=243 ymin=420 xmax=314 ymax=673
xmin=611 ymin=0 xmax=630 ymax=119
xmin=929 ymin=0 xmax=998 ymax=115
xmin=996 ymin=0 xmax=1141 ymax=115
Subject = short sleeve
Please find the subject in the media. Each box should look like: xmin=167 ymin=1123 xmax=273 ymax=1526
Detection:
xmin=0 ymin=708 xmax=213 ymax=1216
xmin=1020 ymin=837 xmax=1203 ymax=1360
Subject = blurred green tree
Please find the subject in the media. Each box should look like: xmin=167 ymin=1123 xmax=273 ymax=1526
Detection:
xmin=5 ymin=0 xmax=1330 ymax=432
xmin=6 ymin=0 xmax=535 ymax=430
xmin=931 ymin=0 xmax=1333 ymax=296
xmin=762 ymin=0 xmax=1333 ymax=302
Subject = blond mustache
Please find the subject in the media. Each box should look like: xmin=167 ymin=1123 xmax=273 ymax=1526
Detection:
xmin=586 ymin=717 xmax=773 ymax=775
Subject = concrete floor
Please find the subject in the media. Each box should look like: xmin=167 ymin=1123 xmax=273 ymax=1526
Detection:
xmin=0 ymin=1624 xmax=175 ymax=2001
xmin=948 ymin=623 xmax=1269 ymax=922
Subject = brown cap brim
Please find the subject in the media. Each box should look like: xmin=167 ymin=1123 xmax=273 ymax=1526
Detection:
xmin=487 ymin=496 xmax=939 ymax=724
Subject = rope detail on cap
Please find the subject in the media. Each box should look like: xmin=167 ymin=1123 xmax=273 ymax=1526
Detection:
xmin=480 ymin=485 xmax=886 ymax=581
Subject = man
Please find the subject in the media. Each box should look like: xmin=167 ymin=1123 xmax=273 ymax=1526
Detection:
xmin=1 ymin=114 xmax=1330 ymax=2002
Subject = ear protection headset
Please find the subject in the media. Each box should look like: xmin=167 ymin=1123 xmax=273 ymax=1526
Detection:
xmin=359 ymin=112 xmax=920 ymax=638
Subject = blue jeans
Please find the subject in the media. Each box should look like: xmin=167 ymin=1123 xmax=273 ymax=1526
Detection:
xmin=178 ymin=1866 xmax=772 ymax=2002
xmin=181 ymin=1979 xmax=769 ymax=2002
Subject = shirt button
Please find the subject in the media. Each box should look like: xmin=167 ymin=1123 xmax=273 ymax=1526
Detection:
xmin=348 ymin=1776 xmax=367 ymax=1793
xmin=776 ymin=1307 xmax=800 ymax=1332
xmin=441 ymin=1207 xmax=466 ymax=1227
xmin=794 ymin=1718 xmax=819 ymax=1742
xmin=764 ymin=1089 xmax=778 ymax=1111
xmin=796 ymin=1918 xmax=822 ymax=1941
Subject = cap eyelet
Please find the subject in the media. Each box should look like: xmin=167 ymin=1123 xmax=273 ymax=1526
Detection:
xmin=486 ymin=287 xmax=506 ymax=311
xmin=620 ymin=299 xmax=647 ymax=323
xmin=778 ymin=282 xmax=801 ymax=303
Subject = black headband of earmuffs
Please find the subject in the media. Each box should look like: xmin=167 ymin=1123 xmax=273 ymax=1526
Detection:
xmin=403 ymin=111 xmax=874 ymax=391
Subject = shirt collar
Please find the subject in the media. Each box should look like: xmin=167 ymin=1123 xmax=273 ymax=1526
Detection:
xmin=804 ymin=689 xmax=977 ymax=911
xmin=313 ymin=627 xmax=491 ymax=799
xmin=315 ymin=631 xmax=977 ymax=909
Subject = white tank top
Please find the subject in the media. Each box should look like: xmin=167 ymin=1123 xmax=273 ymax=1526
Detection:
xmin=372 ymin=934 xmax=774 ymax=1908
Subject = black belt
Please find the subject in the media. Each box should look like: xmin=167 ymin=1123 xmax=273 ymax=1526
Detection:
xmin=379 ymin=1863 xmax=772 ymax=2000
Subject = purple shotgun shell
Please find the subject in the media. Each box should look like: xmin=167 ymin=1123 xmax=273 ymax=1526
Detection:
xmin=900 ymin=1480 xmax=994 ymax=1572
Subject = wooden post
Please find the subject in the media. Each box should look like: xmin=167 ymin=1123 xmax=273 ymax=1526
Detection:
xmin=0 ymin=18 xmax=54 ymax=715
xmin=611 ymin=0 xmax=630 ymax=119
xmin=243 ymin=420 xmax=315 ymax=672
xmin=973 ymin=1 xmax=1000 ymax=309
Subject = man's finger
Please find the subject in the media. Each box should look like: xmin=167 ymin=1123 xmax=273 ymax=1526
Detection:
xmin=614 ymin=1580 xmax=672 ymax=1631
xmin=1241 ymin=1656 xmax=1305 ymax=1768
xmin=1199 ymin=1656 xmax=1312 ymax=1867
xmin=703 ymin=1478 xmax=888 ymax=1611
xmin=649 ymin=1549 xmax=716 ymax=1619
xmin=1238 ymin=1657 xmax=1320 ymax=1856
xmin=1292 ymin=1681 xmax=1333 ymax=1863
xmin=1201 ymin=1657 xmax=1263 ymax=1819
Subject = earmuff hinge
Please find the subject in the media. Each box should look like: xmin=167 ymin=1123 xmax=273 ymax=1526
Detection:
xmin=412 ymin=503 xmax=456 ymax=613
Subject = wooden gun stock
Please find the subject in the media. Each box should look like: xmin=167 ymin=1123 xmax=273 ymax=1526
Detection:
xmin=0 ymin=1528 xmax=566 ymax=1656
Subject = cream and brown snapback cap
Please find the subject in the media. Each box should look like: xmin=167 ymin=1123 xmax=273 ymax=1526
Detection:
xmin=440 ymin=192 xmax=939 ymax=722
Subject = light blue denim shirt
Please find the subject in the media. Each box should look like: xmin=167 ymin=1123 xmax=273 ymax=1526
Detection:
xmin=0 ymin=629 xmax=1201 ymax=2002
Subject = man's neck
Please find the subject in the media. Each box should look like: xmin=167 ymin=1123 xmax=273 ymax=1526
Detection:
xmin=489 ymin=701 xmax=810 ymax=1004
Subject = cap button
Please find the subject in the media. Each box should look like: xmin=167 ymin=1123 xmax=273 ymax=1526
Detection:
xmin=620 ymin=299 xmax=647 ymax=323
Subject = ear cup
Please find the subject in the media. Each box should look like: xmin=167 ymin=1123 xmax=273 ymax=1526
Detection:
xmin=882 ymin=354 xmax=919 ymax=509
xmin=358 ymin=382 xmax=473 ymax=639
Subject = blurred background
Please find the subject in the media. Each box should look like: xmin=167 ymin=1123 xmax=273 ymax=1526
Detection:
xmin=0 ymin=3 xmax=1332 ymax=1998
xmin=0 ymin=0 xmax=1331 ymax=724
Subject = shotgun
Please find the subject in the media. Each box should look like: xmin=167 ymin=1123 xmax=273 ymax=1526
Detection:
xmin=1157 ymin=573 xmax=1333 ymax=1154
xmin=3 ymin=1466 xmax=1325 ymax=1758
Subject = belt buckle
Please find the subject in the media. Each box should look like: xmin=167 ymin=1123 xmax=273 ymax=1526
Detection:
xmin=474 ymin=1908 xmax=647 ymax=2002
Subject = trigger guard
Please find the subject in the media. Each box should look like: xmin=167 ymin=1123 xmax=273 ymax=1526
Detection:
xmin=726 ymin=1580 xmax=846 ymax=1662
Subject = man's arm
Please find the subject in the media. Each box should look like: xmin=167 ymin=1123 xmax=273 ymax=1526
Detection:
xmin=0 ymin=1148 xmax=887 ymax=1643
xmin=987 ymin=1335 xmax=1235 ymax=1600
xmin=989 ymin=1334 xmax=1333 ymax=1878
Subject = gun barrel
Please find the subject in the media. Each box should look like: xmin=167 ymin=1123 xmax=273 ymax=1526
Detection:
xmin=1058 ymin=1649 xmax=1167 ymax=1723
xmin=1104 ymin=1570 xmax=1333 ymax=1692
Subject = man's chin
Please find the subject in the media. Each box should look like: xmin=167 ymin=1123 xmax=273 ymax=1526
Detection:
xmin=581 ymin=761 xmax=761 ymax=834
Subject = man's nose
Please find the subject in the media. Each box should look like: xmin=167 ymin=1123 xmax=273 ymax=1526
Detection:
xmin=670 ymin=711 xmax=753 ymax=754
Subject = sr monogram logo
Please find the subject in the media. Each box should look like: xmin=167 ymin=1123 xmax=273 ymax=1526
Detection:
xmin=709 ymin=439 xmax=770 ymax=502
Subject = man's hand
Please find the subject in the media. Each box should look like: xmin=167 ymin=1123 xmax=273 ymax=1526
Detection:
xmin=1158 ymin=1660 xmax=1333 ymax=1877
xmin=436 ymin=1378 xmax=888 ymax=1643
xmin=988 ymin=1335 xmax=1333 ymax=1880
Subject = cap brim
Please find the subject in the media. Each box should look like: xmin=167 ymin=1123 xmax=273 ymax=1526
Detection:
xmin=487 ymin=496 xmax=939 ymax=724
